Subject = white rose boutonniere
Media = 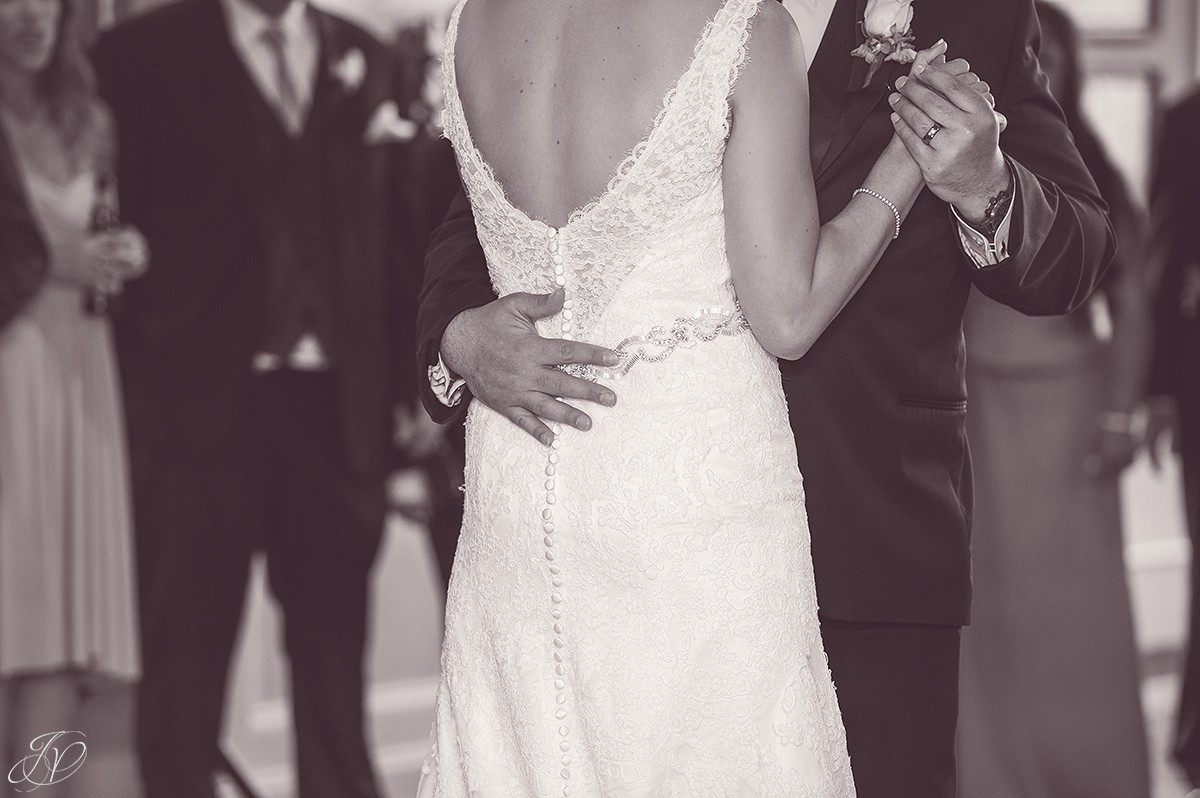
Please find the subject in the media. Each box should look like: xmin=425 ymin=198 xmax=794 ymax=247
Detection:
xmin=333 ymin=47 xmax=367 ymax=94
xmin=851 ymin=0 xmax=917 ymax=87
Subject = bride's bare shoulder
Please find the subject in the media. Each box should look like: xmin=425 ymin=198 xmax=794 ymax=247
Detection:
xmin=746 ymin=0 xmax=805 ymax=60
xmin=643 ymin=0 xmax=805 ymax=76
xmin=735 ymin=0 xmax=807 ymax=96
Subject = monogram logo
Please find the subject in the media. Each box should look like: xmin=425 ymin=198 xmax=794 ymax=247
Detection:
xmin=6 ymin=732 xmax=87 ymax=792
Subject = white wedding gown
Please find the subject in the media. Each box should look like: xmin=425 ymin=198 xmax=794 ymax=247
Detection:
xmin=418 ymin=0 xmax=855 ymax=794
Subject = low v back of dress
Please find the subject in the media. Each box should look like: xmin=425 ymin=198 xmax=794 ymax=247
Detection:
xmin=418 ymin=0 xmax=856 ymax=794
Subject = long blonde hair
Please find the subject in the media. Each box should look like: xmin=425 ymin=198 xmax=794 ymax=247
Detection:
xmin=34 ymin=0 xmax=109 ymax=170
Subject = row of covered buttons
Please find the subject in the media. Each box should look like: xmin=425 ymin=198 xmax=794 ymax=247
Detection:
xmin=545 ymin=226 xmax=572 ymax=794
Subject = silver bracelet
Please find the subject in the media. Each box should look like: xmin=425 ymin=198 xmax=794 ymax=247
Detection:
xmin=853 ymin=187 xmax=902 ymax=240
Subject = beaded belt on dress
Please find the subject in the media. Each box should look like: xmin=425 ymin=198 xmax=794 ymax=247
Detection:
xmin=558 ymin=305 xmax=750 ymax=381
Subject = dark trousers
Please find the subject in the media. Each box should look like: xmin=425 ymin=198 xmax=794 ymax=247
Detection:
xmin=133 ymin=370 xmax=385 ymax=798
xmin=820 ymin=620 xmax=961 ymax=798
xmin=1175 ymin=439 xmax=1200 ymax=784
xmin=425 ymin=422 xmax=465 ymax=590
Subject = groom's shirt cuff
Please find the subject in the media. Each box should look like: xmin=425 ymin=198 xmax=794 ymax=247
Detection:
xmin=428 ymin=351 xmax=467 ymax=408
xmin=951 ymin=194 xmax=1015 ymax=268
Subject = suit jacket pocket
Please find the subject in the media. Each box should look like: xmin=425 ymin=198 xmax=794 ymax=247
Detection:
xmin=897 ymin=395 xmax=968 ymax=413
xmin=894 ymin=395 xmax=972 ymax=543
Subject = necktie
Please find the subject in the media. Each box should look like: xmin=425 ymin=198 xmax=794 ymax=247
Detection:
xmin=261 ymin=23 xmax=303 ymax=134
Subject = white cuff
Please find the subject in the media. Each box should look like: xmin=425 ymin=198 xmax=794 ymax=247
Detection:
xmin=951 ymin=192 xmax=1014 ymax=268
xmin=428 ymin=352 xmax=467 ymax=408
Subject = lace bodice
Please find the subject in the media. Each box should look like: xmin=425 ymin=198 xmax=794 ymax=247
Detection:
xmin=419 ymin=1 xmax=856 ymax=795
xmin=441 ymin=0 xmax=758 ymax=346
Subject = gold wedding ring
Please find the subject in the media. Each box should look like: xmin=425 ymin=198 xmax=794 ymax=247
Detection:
xmin=922 ymin=122 xmax=943 ymax=145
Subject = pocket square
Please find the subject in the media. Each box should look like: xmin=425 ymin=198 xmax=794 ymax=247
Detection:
xmin=364 ymin=101 xmax=418 ymax=144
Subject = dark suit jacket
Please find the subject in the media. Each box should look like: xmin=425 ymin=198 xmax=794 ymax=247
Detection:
xmin=0 ymin=123 xmax=48 ymax=331
xmin=415 ymin=0 xmax=1114 ymax=625
xmin=1149 ymin=90 xmax=1200 ymax=451
xmin=94 ymin=0 xmax=419 ymax=477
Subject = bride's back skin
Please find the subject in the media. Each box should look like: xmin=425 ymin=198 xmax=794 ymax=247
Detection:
xmin=455 ymin=0 xmax=925 ymax=362
xmin=453 ymin=0 xmax=724 ymax=228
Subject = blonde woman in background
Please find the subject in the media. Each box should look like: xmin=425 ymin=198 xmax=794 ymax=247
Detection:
xmin=0 ymin=0 xmax=147 ymax=794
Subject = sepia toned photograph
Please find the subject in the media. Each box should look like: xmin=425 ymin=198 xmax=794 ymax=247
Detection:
xmin=1 ymin=0 xmax=1199 ymax=796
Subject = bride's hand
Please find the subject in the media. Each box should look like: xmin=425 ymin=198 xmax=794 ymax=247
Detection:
xmin=877 ymin=42 xmax=953 ymax=173
xmin=907 ymin=44 xmax=1006 ymax=133
xmin=932 ymin=65 xmax=1005 ymax=133
xmin=877 ymin=41 xmax=1006 ymax=186
xmin=879 ymin=42 xmax=950 ymax=165
xmin=908 ymin=40 xmax=949 ymax=78
xmin=888 ymin=41 xmax=1012 ymax=221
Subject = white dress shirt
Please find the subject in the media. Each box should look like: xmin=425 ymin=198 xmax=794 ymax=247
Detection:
xmin=220 ymin=0 xmax=320 ymax=135
xmin=781 ymin=0 xmax=838 ymax=67
xmin=221 ymin=0 xmax=329 ymax=371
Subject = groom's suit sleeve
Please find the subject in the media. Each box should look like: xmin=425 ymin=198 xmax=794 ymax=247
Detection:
xmin=416 ymin=188 xmax=496 ymax=423
xmin=967 ymin=0 xmax=1116 ymax=315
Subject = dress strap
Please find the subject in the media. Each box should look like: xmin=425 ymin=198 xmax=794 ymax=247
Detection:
xmin=701 ymin=0 xmax=766 ymax=102
xmin=439 ymin=0 xmax=468 ymax=146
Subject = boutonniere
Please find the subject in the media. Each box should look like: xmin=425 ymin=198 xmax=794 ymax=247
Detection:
xmin=332 ymin=47 xmax=367 ymax=94
xmin=851 ymin=0 xmax=917 ymax=87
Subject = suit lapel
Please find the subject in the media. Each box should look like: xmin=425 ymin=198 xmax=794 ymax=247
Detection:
xmin=806 ymin=0 xmax=857 ymax=172
xmin=223 ymin=4 xmax=358 ymax=233
xmin=200 ymin=0 xmax=258 ymax=193
xmin=309 ymin=9 xmax=342 ymax=128
xmin=309 ymin=10 xmax=364 ymax=241
xmin=202 ymin=0 xmax=296 ymax=230
xmin=812 ymin=0 xmax=907 ymax=180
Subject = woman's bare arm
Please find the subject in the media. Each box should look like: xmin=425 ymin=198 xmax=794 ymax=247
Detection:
xmin=724 ymin=3 xmax=931 ymax=360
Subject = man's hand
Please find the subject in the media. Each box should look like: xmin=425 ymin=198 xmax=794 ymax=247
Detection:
xmin=889 ymin=59 xmax=1011 ymax=224
xmin=442 ymin=288 xmax=619 ymax=446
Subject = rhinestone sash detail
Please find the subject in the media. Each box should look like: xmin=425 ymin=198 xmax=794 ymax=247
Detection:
xmin=558 ymin=306 xmax=751 ymax=382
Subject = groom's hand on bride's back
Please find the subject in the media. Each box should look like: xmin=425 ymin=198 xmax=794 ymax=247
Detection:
xmin=441 ymin=288 xmax=620 ymax=446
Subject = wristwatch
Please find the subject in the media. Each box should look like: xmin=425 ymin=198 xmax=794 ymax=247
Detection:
xmin=428 ymin=352 xmax=467 ymax=408
xmin=951 ymin=164 xmax=1016 ymax=268
xmin=974 ymin=167 xmax=1016 ymax=238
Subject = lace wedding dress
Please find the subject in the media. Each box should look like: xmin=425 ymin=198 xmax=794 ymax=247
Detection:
xmin=418 ymin=0 xmax=855 ymax=794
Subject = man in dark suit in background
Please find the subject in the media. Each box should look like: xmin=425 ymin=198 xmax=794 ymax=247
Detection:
xmin=94 ymin=0 xmax=417 ymax=795
xmin=1147 ymin=87 xmax=1200 ymax=792
xmin=414 ymin=0 xmax=1113 ymax=795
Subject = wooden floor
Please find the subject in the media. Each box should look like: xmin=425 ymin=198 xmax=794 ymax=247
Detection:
xmin=1148 ymin=667 xmax=1192 ymax=798
xmin=70 ymin=647 xmax=1200 ymax=798
xmin=40 ymin=452 xmax=1200 ymax=796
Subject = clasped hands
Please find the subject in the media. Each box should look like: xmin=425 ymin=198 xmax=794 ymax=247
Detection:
xmin=84 ymin=228 xmax=149 ymax=296
xmin=53 ymin=225 xmax=149 ymax=295
xmin=889 ymin=40 xmax=1012 ymax=224
xmin=442 ymin=42 xmax=1011 ymax=446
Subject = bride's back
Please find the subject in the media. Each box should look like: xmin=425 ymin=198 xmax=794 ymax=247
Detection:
xmin=452 ymin=0 xmax=725 ymax=228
